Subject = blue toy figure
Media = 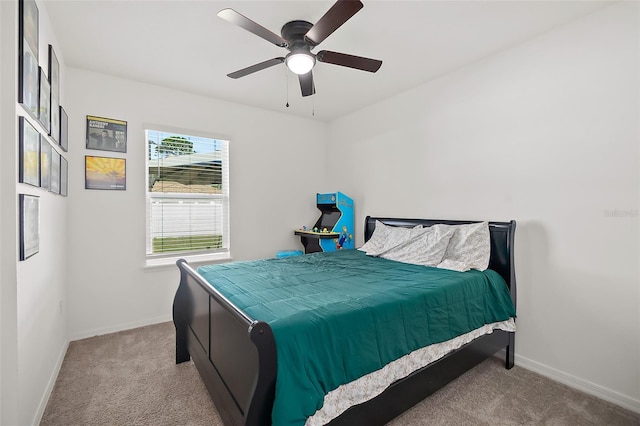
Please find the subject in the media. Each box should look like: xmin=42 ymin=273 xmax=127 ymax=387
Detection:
xmin=295 ymin=192 xmax=354 ymax=254
xmin=335 ymin=226 xmax=353 ymax=250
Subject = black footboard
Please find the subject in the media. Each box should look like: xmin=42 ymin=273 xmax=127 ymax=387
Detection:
xmin=173 ymin=259 xmax=277 ymax=426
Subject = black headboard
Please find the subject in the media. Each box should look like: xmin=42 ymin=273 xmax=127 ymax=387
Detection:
xmin=364 ymin=216 xmax=516 ymax=309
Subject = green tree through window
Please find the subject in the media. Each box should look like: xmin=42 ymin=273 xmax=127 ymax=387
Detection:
xmin=154 ymin=136 xmax=195 ymax=157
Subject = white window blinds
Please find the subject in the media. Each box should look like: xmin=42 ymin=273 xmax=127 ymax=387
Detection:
xmin=145 ymin=130 xmax=229 ymax=258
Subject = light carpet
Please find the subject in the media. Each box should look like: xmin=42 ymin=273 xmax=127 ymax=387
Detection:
xmin=40 ymin=322 xmax=639 ymax=425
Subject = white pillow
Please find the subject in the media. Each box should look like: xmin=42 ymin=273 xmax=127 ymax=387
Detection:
xmin=359 ymin=221 xmax=422 ymax=256
xmin=441 ymin=222 xmax=490 ymax=271
xmin=378 ymin=224 xmax=455 ymax=267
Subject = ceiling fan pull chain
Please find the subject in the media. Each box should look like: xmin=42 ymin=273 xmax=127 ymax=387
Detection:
xmin=285 ymin=67 xmax=290 ymax=108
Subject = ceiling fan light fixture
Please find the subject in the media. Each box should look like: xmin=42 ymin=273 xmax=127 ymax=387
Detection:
xmin=286 ymin=51 xmax=315 ymax=75
xmin=218 ymin=1 xmax=382 ymax=97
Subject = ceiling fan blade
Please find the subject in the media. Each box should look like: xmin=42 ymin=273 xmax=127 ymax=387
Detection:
xmin=227 ymin=58 xmax=285 ymax=79
xmin=298 ymin=72 xmax=316 ymax=97
xmin=217 ymin=8 xmax=288 ymax=48
xmin=305 ymin=0 xmax=363 ymax=45
xmin=316 ymin=50 xmax=382 ymax=73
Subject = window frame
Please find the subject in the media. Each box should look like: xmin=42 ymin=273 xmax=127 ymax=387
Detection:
xmin=144 ymin=127 xmax=230 ymax=268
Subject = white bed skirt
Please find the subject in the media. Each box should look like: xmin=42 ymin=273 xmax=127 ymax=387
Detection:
xmin=306 ymin=318 xmax=516 ymax=426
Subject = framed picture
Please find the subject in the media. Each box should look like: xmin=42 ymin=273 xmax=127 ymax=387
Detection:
xmin=39 ymin=67 xmax=51 ymax=133
xmin=48 ymin=45 xmax=60 ymax=143
xmin=48 ymin=44 xmax=59 ymax=99
xmin=60 ymin=156 xmax=68 ymax=197
xmin=86 ymin=115 xmax=127 ymax=153
xmin=20 ymin=0 xmax=38 ymax=55
xmin=19 ymin=194 xmax=40 ymax=261
xmin=50 ymin=96 xmax=60 ymax=143
xmin=40 ymin=139 xmax=51 ymax=191
xmin=19 ymin=116 xmax=40 ymax=187
xmin=18 ymin=0 xmax=39 ymax=120
xmin=50 ymin=150 xmax=60 ymax=194
xmin=59 ymin=106 xmax=68 ymax=152
xmin=85 ymin=155 xmax=126 ymax=190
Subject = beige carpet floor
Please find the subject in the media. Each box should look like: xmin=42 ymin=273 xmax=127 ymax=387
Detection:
xmin=40 ymin=322 xmax=639 ymax=425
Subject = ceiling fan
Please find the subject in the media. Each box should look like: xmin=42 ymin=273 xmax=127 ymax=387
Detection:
xmin=217 ymin=0 xmax=382 ymax=97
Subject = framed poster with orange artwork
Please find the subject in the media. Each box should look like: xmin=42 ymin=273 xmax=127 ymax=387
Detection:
xmin=85 ymin=155 xmax=126 ymax=190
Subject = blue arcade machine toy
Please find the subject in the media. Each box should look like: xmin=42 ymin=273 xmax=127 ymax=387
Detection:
xmin=295 ymin=192 xmax=354 ymax=254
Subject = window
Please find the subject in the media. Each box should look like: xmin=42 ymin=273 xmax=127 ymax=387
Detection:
xmin=145 ymin=129 xmax=229 ymax=265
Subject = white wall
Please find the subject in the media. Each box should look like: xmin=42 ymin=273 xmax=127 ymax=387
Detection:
xmin=65 ymin=68 xmax=327 ymax=339
xmin=0 ymin=2 xmax=20 ymax=425
xmin=17 ymin=2 xmax=70 ymax=424
xmin=1 ymin=1 xmax=70 ymax=424
xmin=327 ymin=2 xmax=639 ymax=411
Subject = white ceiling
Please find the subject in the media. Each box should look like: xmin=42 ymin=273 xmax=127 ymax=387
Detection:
xmin=44 ymin=0 xmax=613 ymax=122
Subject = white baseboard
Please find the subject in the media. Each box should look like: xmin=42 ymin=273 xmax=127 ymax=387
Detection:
xmin=32 ymin=315 xmax=173 ymax=425
xmin=515 ymin=354 xmax=640 ymax=414
xmin=68 ymin=314 xmax=173 ymax=342
xmin=32 ymin=339 xmax=69 ymax=426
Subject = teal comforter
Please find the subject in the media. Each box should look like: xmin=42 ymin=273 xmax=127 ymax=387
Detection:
xmin=198 ymin=249 xmax=515 ymax=426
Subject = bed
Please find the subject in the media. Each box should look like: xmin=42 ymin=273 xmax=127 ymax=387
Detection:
xmin=173 ymin=216 xmax=517 ymax=426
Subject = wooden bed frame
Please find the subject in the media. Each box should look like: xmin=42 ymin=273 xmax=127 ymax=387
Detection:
xmin=173 ymin=217 xmax=516 ymax=426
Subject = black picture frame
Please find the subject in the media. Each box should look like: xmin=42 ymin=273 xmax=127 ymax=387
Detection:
xmin=20 ymin=0 xmax=38 ymax=54
xmin=19 ymin=194 xmax=40 ymax=261
xmin=60 ymin=156 xmax=68 ymax=197
xmin=50 ymin=150 xmax=60 ymax=195
xmin=48 ymin=44 xmax=59 ymax=99
xmin=59 ymin=106 xmax=68 ymax=152
xmin=19 ymin=116 xmax=40 ymax=187
xmin=85 ymin=155 xmax=126 ymax=190
xmin=48 ymin=45 xmax=60 ymax=143
xmin=86 ymin=115 xmax=127 ymax=153
xmin=39 ymin=67 xmax=51 ymax=133
xmin=18 ymin=0 xmax=39 ymax=120
xmin=50 ymin=96 xmax=60 ymax=143
xmin=40 ymin=139 xmax=51 ymax=191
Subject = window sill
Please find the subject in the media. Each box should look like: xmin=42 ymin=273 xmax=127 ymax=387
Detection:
xmin=144 ymin=251 xmax=232 ymax=269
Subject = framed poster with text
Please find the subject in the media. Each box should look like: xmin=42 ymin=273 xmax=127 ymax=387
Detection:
xmin=86 ymin=115 xmax=127 ymax=153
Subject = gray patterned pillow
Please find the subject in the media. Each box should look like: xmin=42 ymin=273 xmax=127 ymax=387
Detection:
xmin=359 ymin=221 xmax=422 ymax=256
xmin=378 ymin=224 xmax=455 ymax=267
xmin=436 ymin=259 xmax=471 ymax=272
xmin=358 ymin=220 xmax=391 ymax=254
xmin=440 ymin=222 xmax=490 ymax=271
